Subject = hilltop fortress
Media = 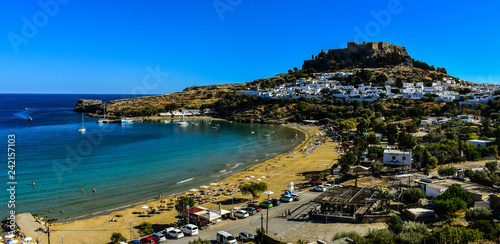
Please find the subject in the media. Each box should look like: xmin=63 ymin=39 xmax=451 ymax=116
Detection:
xmin=329 ymin=41 xmax=409 ymax=59
xmin=302 ymin=42 xmax=411 ymax=72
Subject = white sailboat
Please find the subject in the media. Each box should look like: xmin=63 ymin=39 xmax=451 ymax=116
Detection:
xmin=97 ymin=103 xmax=112 ymax=123
xmin=78 ymin=113 xmax=86 ymax=133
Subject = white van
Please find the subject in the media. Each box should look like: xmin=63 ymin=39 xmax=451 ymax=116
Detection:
xmin=216 ymin=231 xmax=237 ymax=244
xmin=181 ymin=224 xmax=199 ymax=235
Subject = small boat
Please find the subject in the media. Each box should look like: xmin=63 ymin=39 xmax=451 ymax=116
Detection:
xmin=250 ymin=131 xmax=254 ymax=134
xmin=79 ymin=114 xmax=86 ymax=133
xmin=264 ymin=134 xmax=270 ymax=137
xmin=177 ymin=121 xmax=189 ymax=126
xmin=28 ymin=117 xmax=32 ymax=121
xmin=191 ymin=122 xmax=199 ymax=126
xmin=121 ymin=118 xmax=134 ymax=124
xmin=97 ymin=103 xmax=112 ymax=123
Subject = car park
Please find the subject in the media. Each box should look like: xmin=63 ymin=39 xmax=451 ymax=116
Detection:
xmin=271 ymin=198 xmax=281 ymax=206
xmin=259 ymin=200 xmax=273 ymax=209
xmin=234 ymin=209 xmax=250 ymax=218
xmin=313 ymin=185 xmax=326 ymax=192
xmin=247 ymin=203 xmax=262 ymax=212
xmin=216 ymin=231 xmax=237 ymax=244
xmin=280 ymin=195 xmax=293 ymax=202
xmin=140 ymin=237 xmax=155 ymax=244
xmin=290 ymin=193 xmax=301 ymax=201
xmin=167 ymin=228 xmax=184 ymax=239
xmin=245 ymin=207 xmax=257 ymax=215
xmin=180 ymin=224 xmax=199 ymax=235
xmin=151 ymin=233 xmax=166 ymax=242
xmin=239 ymin=231 xmax=255 ymax=242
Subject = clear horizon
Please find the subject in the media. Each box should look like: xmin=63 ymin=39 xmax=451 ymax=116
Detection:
xmin=2 ymin=1 xmax=499 ymax=94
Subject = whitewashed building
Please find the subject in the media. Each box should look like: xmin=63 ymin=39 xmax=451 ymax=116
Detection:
xmin=383 ymin=149 xmax=412 ymax=166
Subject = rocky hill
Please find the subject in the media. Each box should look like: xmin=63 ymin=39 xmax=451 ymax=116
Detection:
xmin=74 ymin=42 xmax=468 ymax=122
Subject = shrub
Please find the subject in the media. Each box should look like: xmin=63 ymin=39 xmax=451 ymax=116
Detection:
xmin=465 ymin=207 xmax=493 ymax=222
xmin=188 ymin=237 xmax=211 ymax=244
xmin=388 ymin=215 xmax=403 ymax=234
xmin=110 ymin=232 xmax=126 ymax=244
xmin=434 ymin=198 xmax=467 ymax=219
xmin=365 ymin=229 xmax=394 ymax=244
xmin=437 ymin=165 xmax=457 ymax=177
xmin=425 ymin=226 xmax=483 ymax=243
xmin=332 ymin=231 xmax=365 ymax=243
xmin=470 ymin=219 xmax=498 ymax=241
xmin=401 ymin=188 xmax=425 ymax=205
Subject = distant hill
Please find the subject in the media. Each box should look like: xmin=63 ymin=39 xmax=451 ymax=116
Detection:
xmin=82 ymin=42 xmax=471 ymax=122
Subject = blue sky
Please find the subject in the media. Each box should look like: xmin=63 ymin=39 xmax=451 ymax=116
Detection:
xmin=1 ymin=0 xmax=499 ymax=94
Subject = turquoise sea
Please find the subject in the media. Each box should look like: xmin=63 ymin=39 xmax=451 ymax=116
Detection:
xmin=0 ymin=94 xmax=304 ymax=221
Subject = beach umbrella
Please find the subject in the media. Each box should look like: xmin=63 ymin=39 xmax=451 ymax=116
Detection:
xmin=9 ymin=240 xmax=18 ymax=244
xmin=200 ymin=185 xmax=209 ymax=189
xmin=4 ymin=234 xmax=14 ymax=239
xmin=189 ymin=188 xmax=198 ymax=192
xmin=210 ymin=183 xmax=218 ymax=186
xmin=256 ymin=178 xmax=261 ymax=181
xmin=141 ymin=205 xmax=148 ymax=209
xmin=23 ymin=237 xmax=33 ymax=242
xmin=245 ymin=178 xmax=250 ymax=180
xmin=261 ymin=176 xmax=266 ymax=178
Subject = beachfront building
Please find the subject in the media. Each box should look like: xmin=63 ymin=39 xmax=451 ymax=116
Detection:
xmin=383 ymin=149 xmax=412 ymax=166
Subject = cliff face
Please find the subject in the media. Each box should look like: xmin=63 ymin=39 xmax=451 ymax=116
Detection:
xmin=73 ymin=99 xmax=103 ymax=112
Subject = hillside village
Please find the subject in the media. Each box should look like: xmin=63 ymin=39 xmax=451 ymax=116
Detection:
xmin=238 ymin=72 xmax=499 ymax=104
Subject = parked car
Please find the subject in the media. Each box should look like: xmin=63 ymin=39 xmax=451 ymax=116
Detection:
xmin=280 ymin=195 xmax=293 ymax=202
xmin=216 ymin=231 xmax=237 ymax=244
xmin=324 ymin=183 xmax=333 ymax=188
xmin=247 ymin=203 xmax=262 ymax=212
xmin=140 ymin=237 xmax=155 ymax=244
xmin=234 ymin=209 xmax=250 ymax=218
xmin=151 ymin=233 xmax=166 ymax=243
xmin=245 ymin=207 xmax=257 ymax=215
xmin=290 ymin=193 xmax=301 ymax=201
xmin=129 ymin=240 xmax=141 ymax=244
xmin=259 ymin=200 xmax=273 ymax=208
xmin=167 ymin=228 xmax=184 ymax=239
xmin=239 ymin=231 xmax=255 ymax=242
xmin=313 ymin=185 xmax=326 ymax=192
xmin=180 ymin=224 xmax=199 ymax=235
xmin=271 ymin=198 xmax=281 ymax=206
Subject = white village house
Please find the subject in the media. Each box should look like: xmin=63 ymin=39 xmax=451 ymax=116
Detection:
xmin=383 ymin=149 xmax=412 ymax=166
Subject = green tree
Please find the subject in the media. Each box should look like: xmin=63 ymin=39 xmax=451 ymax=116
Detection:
xmin=370 ymin=161 xmax=384 ymax=176
xmin=138 ymin=221 xmax=154 ymax=236
xmin=164 ymin=103 xmax=179 ymax=111
xmin=110 ymin=232 xmax=126 ymax=244
xmin=239 ymin=182 xmax=268 ymax=199
xmin=386 ymin=123 xmax=398 ymax=145
xmin=338 ymin=151 xmax=357 ymax=174
xmin=437 ymin=185 xmax=474 ymax=207
xmin=175 ymin=196 xmax=196 ymax=217
xmin=437 ymin=165 xmax=457 ymax=177
xmin=470 ymin=219 xmax=498 ymax=241
xmin=485 ymin=161 xmax=499 ymax=175
xmin=394 ymin=221 xmax=428 ymax=244
xmin=401 ymin=188 xmax=425 ymax=205
xmin=388 ymin=215 xmax=403 ymax=234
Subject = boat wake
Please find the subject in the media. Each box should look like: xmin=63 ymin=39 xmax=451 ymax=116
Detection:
xmin=176 ymin=178 xmax=194 ymax=184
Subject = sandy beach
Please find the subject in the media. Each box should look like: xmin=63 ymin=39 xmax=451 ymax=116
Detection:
xmin=34 ymin=124 xmax=338 ymax=244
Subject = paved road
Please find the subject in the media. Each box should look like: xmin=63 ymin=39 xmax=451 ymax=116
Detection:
xmin=166 ymin=189 xmax=321 ymax=243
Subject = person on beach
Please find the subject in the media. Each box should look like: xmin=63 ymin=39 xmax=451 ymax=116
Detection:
xmin=81 ymin=189 xmax=84 ymax=192
xmin=93 ymin=188 xmax=96 ymax=193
